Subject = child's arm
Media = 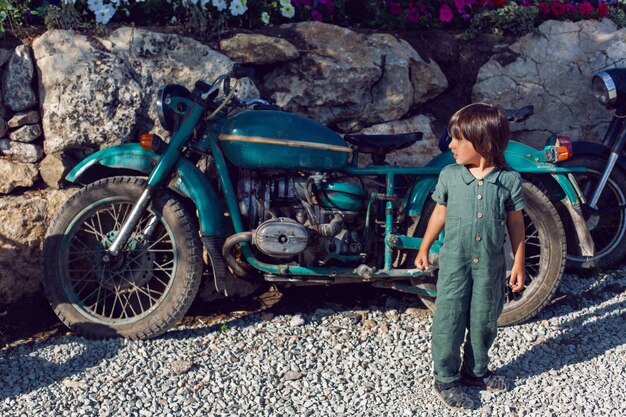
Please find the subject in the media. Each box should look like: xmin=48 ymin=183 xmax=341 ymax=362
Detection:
xmin=414 ymin=203 xmax=447 ymax=271
xmin=506 ymin=210 xmax=525 ymax=292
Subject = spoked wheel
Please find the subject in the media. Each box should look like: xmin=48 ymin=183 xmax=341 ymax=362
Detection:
xmin=410 ymin=181 xmax=565 ymax=326
xmin=561 ymin=156 xmax=626 ymax=270
xmin=43 ymin=177 xmax=203 ymax=339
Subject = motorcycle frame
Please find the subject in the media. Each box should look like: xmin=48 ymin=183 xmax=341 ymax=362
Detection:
xmin=66 ymin=100 xmax=592 ymax=285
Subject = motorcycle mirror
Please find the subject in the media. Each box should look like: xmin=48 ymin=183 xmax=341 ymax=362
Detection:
xmin=231 ymin=64 xmax=255 ymax=79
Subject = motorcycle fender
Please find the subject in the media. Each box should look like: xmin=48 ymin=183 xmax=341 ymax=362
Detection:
xmin=405 ymin=152 xmax=452 ymax=217
xmin=66 ymin=143 xmax=226 ymax=237
xmin=571 ymin=141 xmax=626 ymax=171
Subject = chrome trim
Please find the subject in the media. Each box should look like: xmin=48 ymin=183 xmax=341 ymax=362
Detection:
xmin=589 ymin=152 xmax=619 ymax=208
xmin=219 ymin=133 xmax=353 ymax=153
xmin=595 ymin=71 xmax=617 ymax=104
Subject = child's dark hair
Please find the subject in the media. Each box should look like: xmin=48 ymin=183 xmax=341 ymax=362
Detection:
xmin=448 ymin=102 xmax=509 ymax=168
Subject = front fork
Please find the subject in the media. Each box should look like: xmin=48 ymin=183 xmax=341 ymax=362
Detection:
xmin=105 ymin=188 xmax=154 ymax=258
xmin=589 ymin=114 xmax=626 ymax=209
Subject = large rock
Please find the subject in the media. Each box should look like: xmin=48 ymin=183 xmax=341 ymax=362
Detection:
xmin=264 ymin=22 xmax=447 ymax=126
xmin=473 ymin=19 xmax=626 ymax=148
xmin=359 ymin=115 xmax=440 ymax=166
xmin=0 ymin=159 xmax=39 ymax=194
xmin=2 ymin=45 xmax=37 ymax=111
xmin=0 ymin=189 xmax=77 ymax=304
xmin=220 ymin=33 xmax=299 ymax=64
xmin=39 ymin=152 xmax=75 ymax=189
xmin=9 ymin=124 xmax=42 ymax=143
xmin=32 ymin=28 xmax=258 ymax=155
xmin=8 ymin=110 xmax=40 ymax=128
xmin=0 ymin=139 xmax=44 ymax=163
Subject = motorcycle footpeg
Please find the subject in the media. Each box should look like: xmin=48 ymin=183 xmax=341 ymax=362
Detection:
xmin=201 ymin=236 xmax=229 ymax=296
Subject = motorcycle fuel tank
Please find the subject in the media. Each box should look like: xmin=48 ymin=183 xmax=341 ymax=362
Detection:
xmin=219 ymin=110 xmax=351 ymax=170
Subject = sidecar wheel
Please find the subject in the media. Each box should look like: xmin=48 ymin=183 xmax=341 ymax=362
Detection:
xmin=413 ymin=181 xmax=565 ymax=326
xmin=42 ymin=176 xmax=203 ymax=339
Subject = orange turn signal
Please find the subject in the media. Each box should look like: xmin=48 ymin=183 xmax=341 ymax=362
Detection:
xmin=554 ymin=145 xmax=570 ymax=161
xmin=140 ymin=134 xmax=155 ymax=151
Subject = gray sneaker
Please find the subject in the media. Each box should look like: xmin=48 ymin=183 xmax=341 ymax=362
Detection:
xmin=433 ymin=381 xmax=475 ymax=410
xmin=460 ymin=371 xmax=508 ymax=392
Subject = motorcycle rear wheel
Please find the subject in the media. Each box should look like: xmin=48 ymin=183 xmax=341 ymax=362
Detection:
xmin=560 ymin=155 xmax=626 ymax=270
xmin=42 ymin=176 xmax=203 ymax=339
xmin=411 ymin=181 xmax=565 ymax=326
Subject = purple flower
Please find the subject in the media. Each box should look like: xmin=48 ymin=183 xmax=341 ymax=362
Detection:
xmin=407 ymin=7 xmax=420 ymax=23
xmin=311 ymin=9 xmax=323 ymax=21
xmin=317 ymin=0 xmax=334 ymax=12
xmin=453 ymin=0 xmax=466 ymax=12
xmin=389 ymin=1 xmax=403 ymax=15
xmin=439 ymin=4 xmax=454 ymax=22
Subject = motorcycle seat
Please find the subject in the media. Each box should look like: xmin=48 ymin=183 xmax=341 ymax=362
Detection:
xmin=344 ymin=132 xmax=423 ymax=154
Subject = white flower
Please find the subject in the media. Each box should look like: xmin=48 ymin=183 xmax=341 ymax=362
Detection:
xmin=261 ymin=11 xmax=270 ymax=25
xmin=94 ymin=4 xmax=116 ymax=24
xmin=229 ymin=0 xmax=248 ymax=16
xmin=279 ymin=0 xmax=292 ymax=6
xmin=280 ymin=4 xmax=295 ymax=18
xmin=211 ymin=0 xmax=227 ymax=11
xmin=87 ymin=0 xmax=104 ymax=11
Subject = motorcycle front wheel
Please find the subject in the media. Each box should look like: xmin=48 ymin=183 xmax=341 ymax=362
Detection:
xmin=43 ymin=176 xmax=203 ymax=339
xmin=561 ymin=155 xmax=626 ymax=270
xmin=411 ymin=181 xmax=566 ymax=326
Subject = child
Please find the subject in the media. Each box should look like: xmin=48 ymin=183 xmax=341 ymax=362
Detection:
xmin=414 ymin=103 xmax=526 ymax=410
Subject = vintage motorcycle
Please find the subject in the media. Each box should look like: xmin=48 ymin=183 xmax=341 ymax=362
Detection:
xmin=555 ymin=68 xmax=626 ymax=270
xmin=42 ymin=65 xmax=592 ymax=339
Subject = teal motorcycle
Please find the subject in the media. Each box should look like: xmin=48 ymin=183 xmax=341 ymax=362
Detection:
xmin=42 ymin=65 xmax=593 ymax=339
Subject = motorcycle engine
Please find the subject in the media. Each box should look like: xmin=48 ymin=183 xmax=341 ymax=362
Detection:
xmin=237 ymin=170 xmax=368 ymax=264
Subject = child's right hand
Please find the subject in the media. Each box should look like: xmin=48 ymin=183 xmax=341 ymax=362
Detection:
xmin=414 ymin=250 xmax=429 ymax=271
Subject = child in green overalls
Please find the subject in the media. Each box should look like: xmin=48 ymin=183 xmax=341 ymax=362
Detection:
xmin=415 ymin=103 xmax=526 ymax=410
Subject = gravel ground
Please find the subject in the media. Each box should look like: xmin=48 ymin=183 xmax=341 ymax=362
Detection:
xmin=1 ymin=269 xmax=625 ymax=417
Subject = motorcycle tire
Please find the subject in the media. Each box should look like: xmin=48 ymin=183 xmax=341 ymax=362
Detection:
xmin=42 ymin=176 xmax=203 ymax=340
xmin=560 ymin=155 xmax=626 ymax=270
xmin=412 ymin=180 xmax=565 ymax=326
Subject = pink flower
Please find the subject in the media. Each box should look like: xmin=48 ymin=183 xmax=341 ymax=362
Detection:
xmin=389 ymin=1 xmax=403 ymax=15
xmin=407 ymin=7 xmax=420 ymax=23
xmin=494 ymin=0 xmax=507 ymax=6
xmin=453 ymin=0 xmax=466 ymax=13
xmin=311 ymin=9 xmax=323 ymax=21
xmin=564 ymin=3 xmax=577 ymax=13
xmin=598 ymin=2 xmax=608 ymax=18
xmin=578 ymin=1 xmax=593 ymax=15
xmin=538 ymin=2 xmax=550 ymax=14
xmin=303 ymin=0 xmax=313 ymax=5
xmin=439 ymin=4 xmax=454 ymax=22
xmin=550 ymin=1 xmax=566 ymax=16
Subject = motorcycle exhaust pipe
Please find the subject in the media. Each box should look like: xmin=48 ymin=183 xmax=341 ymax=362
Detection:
xmin=222 ymin=231 xmax=253 ymax=277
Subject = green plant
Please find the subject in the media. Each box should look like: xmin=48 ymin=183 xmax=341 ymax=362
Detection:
xmin=0 ymin=0 xmax=30 ymax=37
xmin=43 ymin=3 xmax=81 ymax=31
xmin=220 ymin=322 xmax=230 ymax=333
xmin=464 ymin=4 xmax=539 ymax=39
xmin=607 ymin=5 xmax=626 ymax=29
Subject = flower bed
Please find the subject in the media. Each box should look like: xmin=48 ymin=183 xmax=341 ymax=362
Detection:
xmin=1 ymin=0 xmax=623 ymax=39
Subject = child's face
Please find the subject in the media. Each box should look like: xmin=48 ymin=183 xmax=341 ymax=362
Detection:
xmin=449 ymin=135 xmax=483 ymax=167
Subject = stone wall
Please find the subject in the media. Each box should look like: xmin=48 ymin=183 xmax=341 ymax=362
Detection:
xmin=1 ymin=19 xmax=625 ymax=306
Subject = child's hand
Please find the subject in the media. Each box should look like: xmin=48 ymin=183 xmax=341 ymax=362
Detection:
xmin=414 ymin=250 xmax=429 ymax=271
xmin=509 ymin=264 xmax=525 ymax=292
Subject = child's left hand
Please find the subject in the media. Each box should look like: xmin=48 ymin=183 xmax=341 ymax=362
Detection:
xmin=509 ymin=264 xmax=525 ymax=292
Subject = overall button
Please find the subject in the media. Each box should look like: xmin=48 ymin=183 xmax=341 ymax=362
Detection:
xmin=475 ymin=235 xmax=481 ymax=241
xmin=477 ymin=212 xmax=483 ymax=219
xmin=477 ymin=194 xmax=483 ymax=200
xmin=500 ymin=220 xmax=505 ymax=225
xmin=478 ymin=180 xmax=484 ymax=186
xmin=473 ymin=258 xmax=479 ymax=263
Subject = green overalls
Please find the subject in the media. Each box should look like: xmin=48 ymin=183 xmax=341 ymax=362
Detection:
xmin=430 ymin=164 xmax=525 ymax=384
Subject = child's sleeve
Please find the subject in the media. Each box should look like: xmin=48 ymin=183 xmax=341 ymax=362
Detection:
xmin=431 ymin=168 xmax=448 ymax=206
xmin=505 ymin=172 xmax=525 ymax=212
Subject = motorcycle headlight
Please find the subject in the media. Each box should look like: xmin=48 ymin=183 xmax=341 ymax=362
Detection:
xmin=156 ymin=84 xmax=192 ymax=132
xmin=591 ymin=68 xmax=626 ymax=109
xmin=592 ymin=71 xmax=617 ymax=106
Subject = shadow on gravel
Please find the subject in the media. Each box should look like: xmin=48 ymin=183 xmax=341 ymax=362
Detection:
xmin=500 ymin=280 xmax=626 ymax=383
xmin=0 ymin=323 xmax=123 ymax=401
xmin=164 ymin=283 xmax=429 ymax=340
